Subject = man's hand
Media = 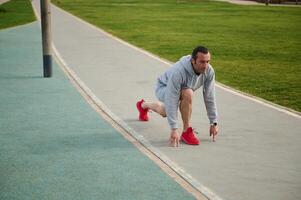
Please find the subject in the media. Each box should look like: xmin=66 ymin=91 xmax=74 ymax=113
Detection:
xmin=169 ymin=129 xmax=180 ymax=147
xmin=210 ymin=125 xmax=219 ymax=142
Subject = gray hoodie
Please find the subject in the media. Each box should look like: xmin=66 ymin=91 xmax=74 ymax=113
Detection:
xmin=156 ymin=55 xmax=218 ymax=129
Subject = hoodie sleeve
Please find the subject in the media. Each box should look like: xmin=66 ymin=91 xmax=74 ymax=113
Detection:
xmin=203 ymin=67 xmax=218 ymax=124
xmin=164 ymin=72 xmax=182 ymax=130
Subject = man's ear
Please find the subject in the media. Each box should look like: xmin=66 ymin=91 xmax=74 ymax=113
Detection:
xmin=191 ymin=58 xmax=196 ymax=65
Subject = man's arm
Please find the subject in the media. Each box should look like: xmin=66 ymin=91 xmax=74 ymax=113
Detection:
xmin=203 ymin=67 xmax=218 ymax=141
xmin=203 ymin=67 xmax=218 ymax=124
xmin=164 ymin=72 xmax=182 ymax=130
xmin=165 ymin=72 xmax=182 ymax=146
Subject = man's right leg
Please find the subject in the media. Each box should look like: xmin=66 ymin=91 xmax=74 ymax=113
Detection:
xmin=141 ymin=84 xmax=167 ymax=118
xmin=142 ymin=101 xmax=166 ymax=117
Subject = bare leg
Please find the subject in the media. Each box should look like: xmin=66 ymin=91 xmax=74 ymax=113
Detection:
xmin=179 ymin=89 xmax=193 ymax=132
xmin=142 ymin=101 xmax=166 ymax=117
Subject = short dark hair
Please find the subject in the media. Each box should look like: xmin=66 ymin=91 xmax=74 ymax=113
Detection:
xmin=191 ymin=45 xmax=209 ymax=60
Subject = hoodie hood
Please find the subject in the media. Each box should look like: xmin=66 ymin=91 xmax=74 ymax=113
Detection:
xmin=179 ymin=55 xmax=196 ymax=76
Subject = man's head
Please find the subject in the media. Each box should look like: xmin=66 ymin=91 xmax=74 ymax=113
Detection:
xmin=191 ymin=45 xmax=211 ymax=74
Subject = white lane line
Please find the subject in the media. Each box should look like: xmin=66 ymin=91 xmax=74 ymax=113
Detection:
xmin=31 ymin=1 xmax=226 ymax=199
xmin=51 ymin=37 xmax=224 ymax=200
xmin=31 ymin=1 xmax=224 ymax=199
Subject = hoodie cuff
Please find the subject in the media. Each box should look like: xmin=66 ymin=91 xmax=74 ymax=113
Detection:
xmin=209 ymin=119 xmax=218 ymax=124
xmin=169 ymin=123 xmax=178 ymax=130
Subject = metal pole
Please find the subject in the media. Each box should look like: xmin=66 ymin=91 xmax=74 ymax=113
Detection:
xmin=40 ymin=0 xmax=52 ymax=77
xmin=265 ymin=0 xmax=269 ymax=6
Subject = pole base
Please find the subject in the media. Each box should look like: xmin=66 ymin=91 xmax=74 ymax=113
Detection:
xmin=43 ymin=55 xmax=52 ymax=78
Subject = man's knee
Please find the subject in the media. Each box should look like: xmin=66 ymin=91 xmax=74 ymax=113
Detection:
xmin=180 ymin=89 xmax=193 ymax=103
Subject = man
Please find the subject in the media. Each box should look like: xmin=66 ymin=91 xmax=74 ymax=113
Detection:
xmin=136 ymin=45 xmax=218 ymax=147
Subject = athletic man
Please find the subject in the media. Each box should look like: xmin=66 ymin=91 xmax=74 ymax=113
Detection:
xmin=136 ymin=45 xmax=218 ymax=147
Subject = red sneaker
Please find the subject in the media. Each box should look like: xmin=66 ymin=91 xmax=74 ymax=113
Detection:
xmin=136 ymin=99 xmax=149 ymax=121
xmin=181 ymin=127 xmax=199 ymax=145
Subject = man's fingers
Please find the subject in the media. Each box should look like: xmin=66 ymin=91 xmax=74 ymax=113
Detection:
xmin=173 ymin=138 xmax=179 ymax=147
xmin=169 ymin=138 xmax=179 ymax=147
xmin=212 ymin=131 xmax=218 ymax=142
xmin=169 ymin=138 xmax=172 ymax=146
xmin=169 ymin=138 xmax=175 ymax=147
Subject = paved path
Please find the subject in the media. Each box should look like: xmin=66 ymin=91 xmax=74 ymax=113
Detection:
xmin=31 ymin=1 xmax=301 ymax=200
xmin=0 ymin=0 xmax=10 ymax=5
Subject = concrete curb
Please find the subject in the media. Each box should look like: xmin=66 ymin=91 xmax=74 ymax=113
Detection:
xmin=31 ymin=2 xmax=225 ymax=200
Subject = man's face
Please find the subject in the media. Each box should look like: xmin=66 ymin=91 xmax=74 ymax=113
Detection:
xmin=192 ymin=52 xmax=211 ymax=74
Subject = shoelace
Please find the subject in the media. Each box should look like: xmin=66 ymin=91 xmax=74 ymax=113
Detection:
xmin=187 ymin=129 xmax=198 ymax=137
xmin=193 ymin=128 xmax=199 ymax=135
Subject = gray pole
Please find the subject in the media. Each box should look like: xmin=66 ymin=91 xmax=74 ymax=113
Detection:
xmin=40 ymin=0 xmax=52 ymax=77
xmin=265 ymin=0 xmax=269 ymax=5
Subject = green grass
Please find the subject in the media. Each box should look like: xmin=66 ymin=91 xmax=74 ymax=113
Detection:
xmin=53 ymin=0 xmax=301 ymax=112
xmin=0 ymin=0 xmax=35 ymax=30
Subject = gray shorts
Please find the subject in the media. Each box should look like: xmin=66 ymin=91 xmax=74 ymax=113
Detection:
xmin=155 ymin=83 xmax=191 ymax=103
xmin=155 ymin=83 xmax=166 ymax=102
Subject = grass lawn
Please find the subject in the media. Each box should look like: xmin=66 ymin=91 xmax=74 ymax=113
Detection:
xmin=0 ymin=0 xmax=35 ymax=30
xmin=52 ymin=0 xmax=301 ymax=112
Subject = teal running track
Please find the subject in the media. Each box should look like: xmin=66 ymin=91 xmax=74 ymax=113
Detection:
xmin=0 ymin=22 xmax=195 ymax=200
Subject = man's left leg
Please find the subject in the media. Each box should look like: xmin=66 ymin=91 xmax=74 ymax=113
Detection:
xmin=180 ymin=89 xmax=193 ymax=132
xmin=179 ymin=89 xmax=199 ymax=145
